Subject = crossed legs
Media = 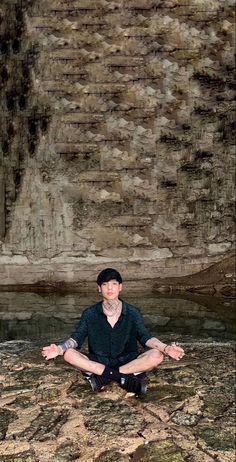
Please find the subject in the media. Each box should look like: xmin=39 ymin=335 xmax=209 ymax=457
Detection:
xmin=63 ymin=348 xmax=164 ymax=375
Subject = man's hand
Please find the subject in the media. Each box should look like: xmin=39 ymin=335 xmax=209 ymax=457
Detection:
xmin=42 ymin=344 xmax=60 ymax=360
xmin=165 ymin=343 xmax=185 ymax=361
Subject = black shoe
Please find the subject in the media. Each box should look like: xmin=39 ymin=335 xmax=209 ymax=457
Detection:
xmin=120 ymin=374 xmax=147 ymax=395
xmin=83 ymin=373 xmax=110 ymax=392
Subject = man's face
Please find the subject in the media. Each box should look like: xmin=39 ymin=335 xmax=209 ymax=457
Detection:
xmin=98 ymin=279 xmax=122 ymax=301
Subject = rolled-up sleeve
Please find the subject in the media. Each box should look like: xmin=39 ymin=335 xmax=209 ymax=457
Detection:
xmin=135 ymin=310 xmax=152 ymax=347
xmin=70 ymin=311 xmax=88 ymax=349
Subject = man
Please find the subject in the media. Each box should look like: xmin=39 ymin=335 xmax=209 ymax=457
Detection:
xmin=42 ymin=268 xmax=185 ymax=394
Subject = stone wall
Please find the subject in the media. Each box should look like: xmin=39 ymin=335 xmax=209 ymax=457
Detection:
xmin=0 ymin=0 xmax=235 ymax=287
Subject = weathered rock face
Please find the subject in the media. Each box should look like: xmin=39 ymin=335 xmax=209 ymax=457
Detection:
xmin=0 ymin=0 xmax=235 ymax=286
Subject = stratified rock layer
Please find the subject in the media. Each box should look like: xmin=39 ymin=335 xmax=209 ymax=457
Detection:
xmin=0 ymin=0 xmax=235 ymax=287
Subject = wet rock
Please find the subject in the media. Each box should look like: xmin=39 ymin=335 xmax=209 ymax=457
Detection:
xmin=183 ymin=395 xmax=204 ymax=416
xmin=35 ymin=386 xmax=61 ymax=402
xmin=203 ymin=391 xmax=233 ymax=417
xmin=143 ymin=315 xmax=170 ymax=328
xmin=0 ymin=340 xmax=235 ymax=461
xmin=79 ymin=397 xmax=146 ymax=437
xmin=203 ymin=320 xmax=225 ymax=331
xmin=0 ymin=341 xmax=35 ymax=355
xmin=0 ymin=451 xmax=38 ymax=462
xmin=132 ymin=440 xmax=187 ymax=462
xmin=171 ymin=368 xmax=202 ymax=387
xmin=54 ymin=441 xmax=81 ymax=461
xmin=197 ymin=426 xmax=235 ymax=451
xmin=67 ymin=380 xmax=94 ymax=399
xmin=14 ymin=367 xmax=55 ymax=386
xmin=219 ymin=285 xmax=236 ymax=297
xmin=19 ymin=406 xmax=70 ymax=441
xmin=141 ymin=384 xmax=194 ymax=410
xmin=13 ymin=396 xmax=33 ymax=409
xmin=0 ymin=408 xmax=17 ymax=440
xmin=171 ymin=411 xmax=200 ymax=426
xmin=94 ymin=450 xmax=130 ymax=462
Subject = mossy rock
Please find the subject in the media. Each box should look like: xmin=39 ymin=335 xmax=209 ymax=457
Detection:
xmin=67 ymin=380 xmax=93 ymax=398
xmin=197 ymin=426 xmax=235 ymax=451
xmin=171 ymin=411 xmax=200 ymax=426
xmin=13 ymin=395 xmax=33 ymax=408
xmin=94 ymin=449 xmax=130 ymax=462
xmin=36 ymin=386 xmax=61 ymax=401
xmin=14 ymin=367 xmax=54 ymax=385
xmin=0 ymin=451 xmax=38 ymax=462
xmin=131 ymin=440 xmax=187 ymax=462
xmin=0 ymin=408 xmax=18 ymax=440
xmin=141 ymin=384 xmax=194 ymax=406
xmin=171 ymin=367 xmax=202 ymax=386
xmin=79 ymin=397 xmax=145 ymax=436
xmin=54 ymin=441 xmax=81 ymax=461
xmin=19 ymin=405 xmax=70 ymax=441
xmin=203 ymin=392 xmax=233 ymax=417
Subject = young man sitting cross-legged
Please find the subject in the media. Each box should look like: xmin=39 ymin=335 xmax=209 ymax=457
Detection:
xmin=42 ymin=268 xmax=185 ymax=394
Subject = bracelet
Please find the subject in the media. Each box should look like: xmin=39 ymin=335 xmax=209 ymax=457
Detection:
xmin=163 ymin=345 xmax=169 ymax=354
xmin=57 ymin=345 xmax=64 ymax=355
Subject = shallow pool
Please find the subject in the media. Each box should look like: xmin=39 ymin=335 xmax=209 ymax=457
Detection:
xmin=0 ymin=291 xmax=235 ymax=346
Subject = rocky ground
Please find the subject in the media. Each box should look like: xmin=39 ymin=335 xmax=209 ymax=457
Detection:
xmin=0 ymin=341 xmax=235 ymax=462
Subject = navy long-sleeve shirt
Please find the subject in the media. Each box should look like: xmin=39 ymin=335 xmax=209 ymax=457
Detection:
xmin=70 ymin=300 xmax=152 ymax=366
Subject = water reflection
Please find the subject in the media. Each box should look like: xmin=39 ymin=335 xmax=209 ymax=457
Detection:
xmin=0 ymin=291 xmax=235 ymax=344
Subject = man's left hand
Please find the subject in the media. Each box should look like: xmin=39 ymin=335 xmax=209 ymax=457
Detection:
xmin=165 ymin=343 xmax=185 ymax=361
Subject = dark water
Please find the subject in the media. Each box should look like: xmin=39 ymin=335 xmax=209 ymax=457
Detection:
xmin=0 ymin=291 xmax=235 ymax=346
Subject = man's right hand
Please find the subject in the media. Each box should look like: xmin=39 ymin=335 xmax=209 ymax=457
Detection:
xmin=41 ymin=344 xmax=60 ymax=360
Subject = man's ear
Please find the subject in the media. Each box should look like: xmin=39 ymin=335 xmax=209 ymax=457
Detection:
xmin=98 ymin=285 xmax=101 ymax=293
xmin=119 ymin=283 xmax=123 ymax=292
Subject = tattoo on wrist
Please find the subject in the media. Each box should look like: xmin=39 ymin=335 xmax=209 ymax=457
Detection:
xmin=58 ymin=338 xmax=78 ymax=354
